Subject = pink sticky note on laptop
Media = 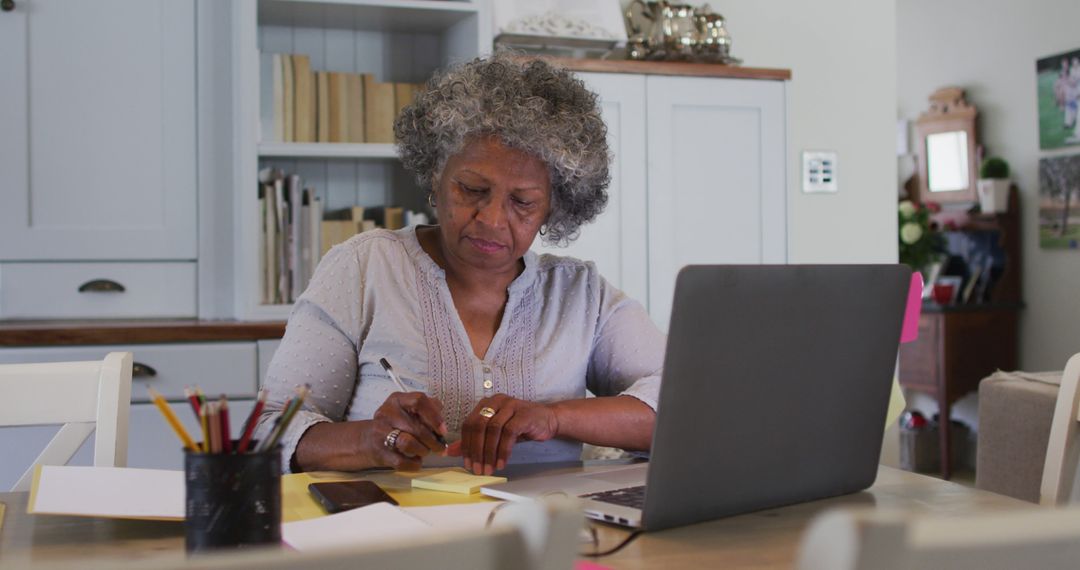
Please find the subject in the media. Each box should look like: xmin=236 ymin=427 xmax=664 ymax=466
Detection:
xmin=900 ymin=271 xmax=923 ymax=344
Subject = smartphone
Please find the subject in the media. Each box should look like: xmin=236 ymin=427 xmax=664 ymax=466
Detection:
xmin=308 ymin=481 xmax=399 ymax=514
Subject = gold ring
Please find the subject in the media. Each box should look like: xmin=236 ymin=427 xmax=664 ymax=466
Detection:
xmin=384 ymin=428 xmax=402 ymax=449
xmin=479 ymin=406 xmax=496 ymax=419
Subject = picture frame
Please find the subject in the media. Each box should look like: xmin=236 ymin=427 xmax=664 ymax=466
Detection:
xmin=1036 ymin=48 xmax=1080 ymax=150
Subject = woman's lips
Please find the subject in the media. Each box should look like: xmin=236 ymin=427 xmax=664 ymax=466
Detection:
xmin=467 ymin=236 xmax=505 ymax=253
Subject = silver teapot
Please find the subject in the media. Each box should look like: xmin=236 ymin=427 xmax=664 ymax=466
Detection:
xmin=625 ymin=1 xmax=736 ymax=63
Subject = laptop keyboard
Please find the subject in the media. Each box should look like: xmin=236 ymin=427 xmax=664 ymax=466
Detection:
xmin=581 ymin=485 xmax=646 ymax=509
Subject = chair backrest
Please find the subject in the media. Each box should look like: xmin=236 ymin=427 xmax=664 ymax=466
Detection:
xmin=796 ymin=506 xmax=1080 ymax=570
xmin=1041 ymin=352 xmax=1080 ymax=505
xmin=0 ymin=351 xmax=132 ymax=491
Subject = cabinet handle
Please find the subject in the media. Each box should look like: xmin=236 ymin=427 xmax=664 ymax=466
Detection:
xmin=77 ymin=279 xmax=126 ymax=293
xmin=1 ymin=1 xmax=14 ymax=13
xmin=132 ymin=362 xmax=158 ymax=379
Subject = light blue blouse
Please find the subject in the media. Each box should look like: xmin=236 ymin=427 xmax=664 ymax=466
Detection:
xmin=256 ymin=226 xmax=665 ymax=472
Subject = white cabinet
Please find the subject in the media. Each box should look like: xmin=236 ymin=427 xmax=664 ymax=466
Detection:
xmin=536 ymin=72 xmax=788 ymax=330
xmin=0 ymin=0 xmax=196 ymax=261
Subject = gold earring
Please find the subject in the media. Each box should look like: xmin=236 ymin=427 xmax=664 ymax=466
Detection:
xmin=427 ymin=193 xmax=436 ymax=208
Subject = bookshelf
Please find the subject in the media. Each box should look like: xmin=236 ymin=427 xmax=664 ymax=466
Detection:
xmin=233 ymin=0 xmax=492 ymax=320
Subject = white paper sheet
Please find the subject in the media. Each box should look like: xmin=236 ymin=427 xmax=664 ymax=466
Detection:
xmin=403 ymin=502 xmax=501 ymax=531
xmin=282 ymin=502 xmax=431 ymax=551
xmin=30 ymin=465 xmax=184 ymax=520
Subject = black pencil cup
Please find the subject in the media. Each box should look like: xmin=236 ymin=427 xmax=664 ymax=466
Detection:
xmin=184 ymin=442 xmax=281 ymax=553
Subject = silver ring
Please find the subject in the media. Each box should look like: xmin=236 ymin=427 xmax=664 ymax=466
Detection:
xmin=479 ymin=406 xmax=496 ymax=419
xmin=383 ymin=428 xmax=402 ymax=449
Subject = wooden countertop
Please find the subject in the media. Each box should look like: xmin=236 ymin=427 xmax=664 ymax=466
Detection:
xmin=548 ymin=57 xmax=791 ymax=80
xmin=0 ymin=320 xmax=286 ymax=346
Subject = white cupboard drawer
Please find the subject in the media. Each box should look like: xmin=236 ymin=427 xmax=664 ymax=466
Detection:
xmin=0 ymin=342 xmax=257 ymax=402
xmin=0 ymin=262 xmax=195 ymax=319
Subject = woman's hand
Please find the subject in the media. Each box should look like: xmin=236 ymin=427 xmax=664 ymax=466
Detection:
xmin=448 ymin=394 xmax=558 ymax=475
xmin=295 ymin=392 xmax=447 ymax=472
xmin=369 ymin=392 xmax=448 ymax=471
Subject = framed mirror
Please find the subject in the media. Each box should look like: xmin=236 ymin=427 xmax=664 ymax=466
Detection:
xmin=914 ymin=87 xmax=979 ymax=205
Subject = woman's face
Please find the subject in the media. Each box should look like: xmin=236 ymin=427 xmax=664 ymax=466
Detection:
xmin=433 ymin=136 xmax=552 ymax=275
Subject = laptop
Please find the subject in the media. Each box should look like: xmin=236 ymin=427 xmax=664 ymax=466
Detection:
xmin=482 ymin=264 xmax=911 ymax=531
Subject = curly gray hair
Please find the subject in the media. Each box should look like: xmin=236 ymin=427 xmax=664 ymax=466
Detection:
xmin=394 ymin=54 xmax=610 ymax=245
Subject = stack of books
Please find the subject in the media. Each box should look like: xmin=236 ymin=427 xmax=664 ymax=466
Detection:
xmin=258 ymin=168 xmax=323 ymax=305
xmin=260 ymin=52 xmax=424 ymax=144
xmin=258 ymin=168 xmax=432 ymax=305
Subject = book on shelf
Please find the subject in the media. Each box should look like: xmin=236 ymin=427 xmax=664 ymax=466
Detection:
xmin=328 ymin=72 xmax=348 ymax=143
xmin=298 ymin=189 xmax=322 ymax=295
xmin=292 ymin=55 xmax=315 ymax=143
xmin=281 ymin=54 xmax=295 ymax=143
xmin=259 ymin=53 xmax=284 ymax=143
xmin=394 ymin=83 xmax=417 ymax=118
xmin=346 ymin=73 xmax=365 ymax=143
xmin=364 ymin=74 xmax=396 ymax=143
xmin=364 ymin=206 xmax=406 ymax=230
xmin=316 ymin=71 xmax=331 ymax=143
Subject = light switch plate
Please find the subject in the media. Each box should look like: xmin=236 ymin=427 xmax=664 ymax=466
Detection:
xmin=802 ymin=151 xmax=838 ymax=193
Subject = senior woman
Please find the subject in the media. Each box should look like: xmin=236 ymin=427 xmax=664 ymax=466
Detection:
xmin=256 ymin=54 xmax=665 ymax=476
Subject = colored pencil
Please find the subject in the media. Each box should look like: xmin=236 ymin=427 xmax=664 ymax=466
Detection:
xmin=208 ymin=402 xmax=222 ymax=454
xmin=236 ymin=389 xmax=267 ymax=454
xmin=184 ymin=387 xmax=201 ymax=416
xmin=220 ymin=396 xmax=233 ymax=454
xmin=147 ymin=388 xmax=198 ymax=452
xmin=199 ymin=405 xmax=210 ymax=453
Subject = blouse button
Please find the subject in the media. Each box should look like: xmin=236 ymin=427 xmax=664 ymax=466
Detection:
xmin=483 ymin=366 xmax=491 ymax=374
xmin=483 ymin=380 xmax=493 ymax=390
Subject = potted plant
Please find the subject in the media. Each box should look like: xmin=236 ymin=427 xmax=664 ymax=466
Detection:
xmin=977 ymin=157 xmax=1011 ymax=213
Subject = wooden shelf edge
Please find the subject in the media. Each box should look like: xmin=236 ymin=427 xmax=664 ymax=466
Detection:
xmin=258 ymin=142 xmax=398 ymax=159
xmin=547 ymin=57 xmax=792 ymax=81
xmin=0 ymin=320 xmax=287 ymax=347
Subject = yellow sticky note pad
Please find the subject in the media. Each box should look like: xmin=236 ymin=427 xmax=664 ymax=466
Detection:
xmin=411 ymin=469 xmax=506 ymax=494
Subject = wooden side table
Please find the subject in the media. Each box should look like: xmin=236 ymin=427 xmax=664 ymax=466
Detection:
xmin=898 ymin=306 xmax=1020 ymax=479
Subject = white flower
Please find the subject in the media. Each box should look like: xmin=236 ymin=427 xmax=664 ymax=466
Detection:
xmin=900 ymin=222 xmax=923 ymax=244
xmin=898 ymin=200 xmax=916 ymax=218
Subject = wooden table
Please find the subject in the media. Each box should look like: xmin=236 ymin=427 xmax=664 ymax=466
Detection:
xmin=0 ymin=466 xmax=1031 ymax=569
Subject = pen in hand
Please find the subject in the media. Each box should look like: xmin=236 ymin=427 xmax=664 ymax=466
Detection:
xmin=378 ymin=357 xmax=448 ymax=446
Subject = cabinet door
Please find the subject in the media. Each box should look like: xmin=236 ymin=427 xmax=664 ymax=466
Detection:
xmin=0 ymin=0 xmax=196 ymax=260
xmin=646 ymin=76 xmax=787 ymax=329
xmin=531 ymin=72 xmax=649 ymax=307
xmin=127 ymin=400 xmax=258 ymax=471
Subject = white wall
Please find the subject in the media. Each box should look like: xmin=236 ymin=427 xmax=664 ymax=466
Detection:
xmin=677 ymin=0 xmax=899 ymax=264
xmin=898 ymin=0 xmax=1080 ymax=371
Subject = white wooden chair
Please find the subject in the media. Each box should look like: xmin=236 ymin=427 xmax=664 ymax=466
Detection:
xmin=796 ymin=507 xmax=1080 ymax=570
xmin=0 ymin=352 xmax=132 ymax=492
xmin=1041 ymin=352 xmax=1080 ymax=505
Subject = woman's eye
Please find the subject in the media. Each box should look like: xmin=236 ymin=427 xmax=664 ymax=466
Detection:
xmin=460 ymin=183 xmax=485 ymax=194
xmin=512 ymin=197 xmax=534 ymax=208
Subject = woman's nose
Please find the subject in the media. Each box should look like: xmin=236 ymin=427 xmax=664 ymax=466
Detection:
xmin=474 ymin=196 xmax=508 ymax=228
